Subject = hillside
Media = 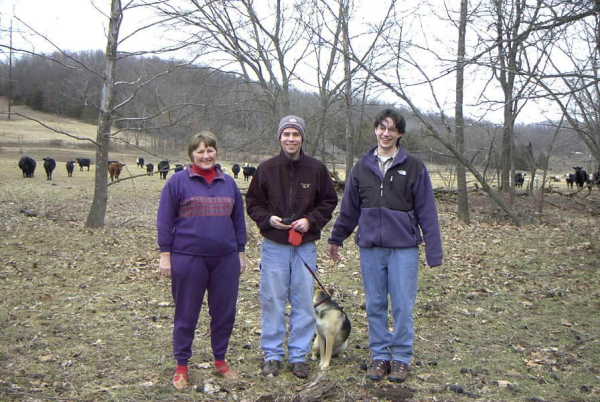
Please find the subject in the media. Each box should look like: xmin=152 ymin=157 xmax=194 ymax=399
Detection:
xmin=1 ymin=103 xmax=592 ymax=191
xmin=0 ymin=102 xmax=98 ymax=144
xmin=0 ymin=102 xmax=171 ymax=166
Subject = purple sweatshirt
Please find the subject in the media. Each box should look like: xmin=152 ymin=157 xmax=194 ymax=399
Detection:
xmin=157 ymin=167 xmax=246 ymax=256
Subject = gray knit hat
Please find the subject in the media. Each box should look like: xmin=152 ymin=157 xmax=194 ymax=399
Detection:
xmin=278 ymin=115 xmax=306 ymax=139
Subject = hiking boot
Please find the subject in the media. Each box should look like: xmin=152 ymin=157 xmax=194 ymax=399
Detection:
xmin=389 ymin=360 xmax=409 ymax=383
xmin=172 ymin=370 xmax=190 ymax=390
xmin=262 ymin=359 xmax=282 ymax=377
xmin=366 ymin=359 xmax=390 ymax=381
xmin=291 ymin=362 xmax=310 ymax=379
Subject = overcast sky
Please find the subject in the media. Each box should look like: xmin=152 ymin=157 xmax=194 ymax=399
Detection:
xmin=1 ymin=0 xmax=110 ymax=52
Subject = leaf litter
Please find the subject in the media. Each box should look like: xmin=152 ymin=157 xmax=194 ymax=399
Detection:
xmin=0 ymin=157 xmax=599 ymax=401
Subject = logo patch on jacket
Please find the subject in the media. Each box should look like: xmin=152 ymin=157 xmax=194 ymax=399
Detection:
xmin=300 ymin=183 xmax=311 ymax=189
xmin=397 ymin=170 xmax=407 ymax=176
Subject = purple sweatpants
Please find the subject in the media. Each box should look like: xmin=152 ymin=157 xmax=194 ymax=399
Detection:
xmin=170 ymin=252 xmax=240 ymax=365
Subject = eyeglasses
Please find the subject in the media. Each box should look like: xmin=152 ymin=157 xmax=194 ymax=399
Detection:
xmin=377 ymin=123 xmax=398 ymax=134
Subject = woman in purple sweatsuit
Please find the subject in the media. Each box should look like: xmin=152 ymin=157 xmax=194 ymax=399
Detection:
xmin=157 ymin=131 xmax=246 ymax=389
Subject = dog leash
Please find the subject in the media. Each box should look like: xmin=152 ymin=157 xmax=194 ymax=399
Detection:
xmin=296 ymin=252 xmax=332 ymax=300
xmin=297 ymin=252 xmax=349 ymax=311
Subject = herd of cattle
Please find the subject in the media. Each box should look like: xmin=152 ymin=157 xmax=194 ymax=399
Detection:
xmin=514 ymin=166 xmax=600 ymax=190
xmin=231 ymin=163 xmax=257 ymax=181
xmin=17 ymin=155 xmax=600 ymax=190
xmin=17 ymin=155 xmax=258 ymax=183
xmin=17 ymin=155 xmax=600 ymax=191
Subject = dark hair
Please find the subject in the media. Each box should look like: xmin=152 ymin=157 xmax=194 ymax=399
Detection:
xmin=373 ymin=108 xmax=406 ymax=134
xmin=188 ymin=131 xmax=218 ymax=161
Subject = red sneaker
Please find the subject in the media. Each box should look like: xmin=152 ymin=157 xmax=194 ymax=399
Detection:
xmin=215 ymin=360 xmax=239 ymax=380
xmin=172 ymin=368 xmax=190 ymax=390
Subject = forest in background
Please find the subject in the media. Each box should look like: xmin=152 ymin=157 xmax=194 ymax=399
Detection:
xmin=0 ymin=51 xmax=589 ymax=172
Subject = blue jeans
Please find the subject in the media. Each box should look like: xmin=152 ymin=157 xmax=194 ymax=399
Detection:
xmin=360 ymin=247 xmax=419 ymax=364
xmin=259 ymin=239 xmax=316 ymax=363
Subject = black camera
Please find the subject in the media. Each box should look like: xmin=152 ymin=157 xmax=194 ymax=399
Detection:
xmin=281 ymin=216 xmax=294 ymax=225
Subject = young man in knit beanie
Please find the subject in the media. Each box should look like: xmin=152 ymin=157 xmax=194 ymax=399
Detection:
xmin=246 ymin=115 xmax=338 ymax=379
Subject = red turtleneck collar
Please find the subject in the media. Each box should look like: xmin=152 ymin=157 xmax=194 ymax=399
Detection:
xmin=191 ymin=164 xmax=218 ymax=184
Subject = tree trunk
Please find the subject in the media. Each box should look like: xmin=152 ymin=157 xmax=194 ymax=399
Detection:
xmin=85 ymin=0 xmax=122 ymax=228
xmin=310 ymin=98 xmax=329 ymax=157
xmin=537 ymin=116 xmax=563 ymax=213
xmin=455 ymin=0 xmax=470 ymax=224
xmin=341 ymin=0 xmax=353 ymax=180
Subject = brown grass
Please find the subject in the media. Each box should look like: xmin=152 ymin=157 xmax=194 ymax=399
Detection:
xmin=0 ymin=105 xmax=97 ymax=143
xmin=0 ymin=103 xmax=155 ymax=155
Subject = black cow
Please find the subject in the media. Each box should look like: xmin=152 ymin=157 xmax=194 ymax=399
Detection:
xmin=43 ymin=157 xmax=56 ymax=180
xmin=242 ymin=165 xmax=256 ymax=181
xmin=232 ymin=163 xmax=240 ymax=179
xmin=137 ymin=157 xmax=145 ymax=168
xmin=158 ymin=160 xmax=170 ymax=180
xmin=76 ymin=158 xmax=91 ymax=171
xmin=573 ymin=166 xmax=589 ymax=189
xmin=566 ymin=173 xmax=575 ymax=189
xmin=174 ymin=164 xmax=184 ymax=172
xmin=18 ymin=156 xmax=36 ymax=178
xmin=146 ymin=163 xmax=154 ymax=176
xmin=66 ymin=160 xmax=75 ymax=177
xmin=593 ymin=170 xmax=600 ymax=189
xmin=514 ymin=172 xmax=525 ymax=189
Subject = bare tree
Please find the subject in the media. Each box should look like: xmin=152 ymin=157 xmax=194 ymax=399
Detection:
xmin=535 ymin=116 xmax=563 ymax=213
xmin=158 ymin=0 xmax=312 ymax=133
xmin=297 ymin=0 xmax=346 ymax=159
xmin=85 ymin=0 xmax=123 ymax=228
xmin=480 ymin=0 xmax=546 ymax=194
xmin=301 ymin=0 xmax=398 ymax=176
xmin=1 ymin=0 xmax=204 ymax=227
xmin=472 ymin=0 xmax=599 ymax=193
xmin=529 ymin=4 xmax=600 ymax=168
xmin=455 ymin=0 xmax=470 ymax=224
xmin=345 ymin=1 xmax=524 ymax=224
xmin=341 ymin=0 xmax=354 ymax=181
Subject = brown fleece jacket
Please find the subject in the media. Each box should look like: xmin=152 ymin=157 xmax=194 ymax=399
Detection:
xmin=245 ymin=151 xmax=338 ymax=245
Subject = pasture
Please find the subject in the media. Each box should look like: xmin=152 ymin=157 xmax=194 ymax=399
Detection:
xmin=1 ymin=122 xmax=599 ymax=400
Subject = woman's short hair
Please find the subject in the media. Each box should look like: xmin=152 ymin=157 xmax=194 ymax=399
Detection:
xmin=188 ymin=131 xmax=218 ymax=161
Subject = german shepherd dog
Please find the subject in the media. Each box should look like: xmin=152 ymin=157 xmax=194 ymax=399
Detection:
xmin=311 ymin=288 xmax=351 ymax=370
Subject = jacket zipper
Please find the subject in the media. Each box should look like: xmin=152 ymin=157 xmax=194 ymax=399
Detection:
xmin=288 ymin=163 xmax=295 ymax=218
xmin=379 ymin=173 xmax=384 ymax=244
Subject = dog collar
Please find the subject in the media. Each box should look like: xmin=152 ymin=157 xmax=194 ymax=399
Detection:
xmin=313 ymin=294 xmax=332 ymax=308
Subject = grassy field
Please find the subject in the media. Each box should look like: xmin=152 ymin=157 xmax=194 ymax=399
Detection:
xmin=1 ymin=112 xmax=599 ymax=401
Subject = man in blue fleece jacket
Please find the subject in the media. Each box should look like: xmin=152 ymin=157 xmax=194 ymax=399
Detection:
xmin=328 ymin=108 xmax=443 ymax=383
